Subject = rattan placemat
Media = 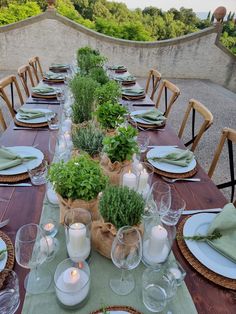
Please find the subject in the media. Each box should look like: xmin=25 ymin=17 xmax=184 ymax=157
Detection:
xmin=0 ymin=172 xmax=29 ymax=183
xmin=122 ymin=94 xmax=146 ymax=100
xmin=14 ymin=118 xmax=48 ymax=128
xmin=177 ymin=218 xmax=236 ymax=290
xmin=115 ymin=69 xmax=127 ymax=73
xmin=43 ymin=78 xmax=64 ymax=84
xmin=90 ymin=305 xmax=143 ymax=314
xmin=0 ymin=231 xmax=15 ymax=289
xmin=32 ymin=93 xmax=57 ymax=99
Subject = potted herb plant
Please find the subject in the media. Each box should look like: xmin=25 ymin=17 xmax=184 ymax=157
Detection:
xmin=94 ymin=80 xmax=121 ymax=105
xmin=94 ymin=102 xmax=128 ymax=134
xmin=77 ymin=46 xmax=107 ymax=75
xmin=72 ymin=121 xmax=104 ymax=159
xmin=89 ymin=67 xmax=109 ymax=85
xmin=48 ymin=154 xmax=108 ymax=223
xmin=92 ymin=185 xmax=145 ymax=259
xmin=70 ymin=74 xmax=99 ymax=124
xmin=101 ymin=125 xmax=138 ymax=185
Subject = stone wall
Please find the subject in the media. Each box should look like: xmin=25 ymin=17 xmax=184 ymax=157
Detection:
xmin=0 ymin=9 xmax=235 ymax=92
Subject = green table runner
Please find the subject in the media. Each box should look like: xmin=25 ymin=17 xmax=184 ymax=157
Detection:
xmin=22 ymin=200 xmax=197 ymax=314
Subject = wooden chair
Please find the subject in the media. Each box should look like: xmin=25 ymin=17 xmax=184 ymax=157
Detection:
xmin=0 ymin=75 xmax=24 ymax=117
xmin=145 ymin=69 xmax=162 ymax=100
xmin=18 ymin=64 xmax=35 ymax=98
xmin=208 ymin=128 xmax=236 ymax=203
xmin=178 ymin=99 xmax=213 ymax=152
xmin=155 ymin=79 xmax=180 ymax=117
xmin=28 ymin=56 xmax=43 ymax=84
xmin=0 ymin=108 xmax=7 ymax=131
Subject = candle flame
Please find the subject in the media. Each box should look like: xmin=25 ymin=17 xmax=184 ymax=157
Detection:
xmin=71 ymin=269 xmax=78 ymax=277
xmin=128 ymin=169 xmax=131 ymax=174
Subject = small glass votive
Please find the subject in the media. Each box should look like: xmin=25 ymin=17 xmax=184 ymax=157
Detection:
xmin=142 ymin=267 xmax=177 ymax=313
xmin=28 ymin=160 xmax=48 ymax=185
xmin=0 ymin=269 xmax=20 ymax=314
xmin=132 ymin=161 xmax=154 ymax=198
xmin=165 ymin=260 xmax=186 ymax=287
xmin=64 ymin=209 xmax=91 ymax=263
xmin=41 ymin=219 xmax=58 ymax=237
xmin=54 ymin=258 xmax=90 ymax=310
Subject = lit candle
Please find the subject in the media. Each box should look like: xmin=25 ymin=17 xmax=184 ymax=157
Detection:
xmin=40 ymin=236 xmax=54 ymax=255
xmin=66 ymin=223 xmax=90 ymax=262
xmin=43 ymin=222 xmax=55 ymax=234
xmin=56 ymin=267 xmax=90 ymax=306
xmin=138 ymin=169 xmax=149 ymax=193
xmin=123 ymin=170 xmax=137 ymax=190
xmin=143 ymin=225 xmax=169 ymax=264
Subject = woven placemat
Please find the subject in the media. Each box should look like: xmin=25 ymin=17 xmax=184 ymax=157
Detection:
xmin=0 ymin=230 xmax=15 ymax=289
xmin=115 ymin=69 xmax=127 ymax=73
xmin=32 ymin=93 xmax=57 ymax=99
xmin=43 ymin=78 xmax=64 ymax=84
xmin=122 ymin=94 xmax=146 ymax=101
xmin=90 ymin=305 xmax=143 ymax=314
xmin=0 ymin=171 xmax=29 ymax=183
xmin=177 ymin=217 xmax=236 ymax=290
xmin=14 ymin=118 xmax=48 ymax=128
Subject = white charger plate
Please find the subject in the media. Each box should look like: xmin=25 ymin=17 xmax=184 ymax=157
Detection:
xmin=184 ymin=213 xmax=236 ymax=279
xmin=147 ymin=146 xmax=196 ymax=174
xmin=0 ymin=146 xmax=44 ymax=175
xmin=16 ymin=108 xmax=53 ymax=124
xmin=0 ymin=238 xmax=7 ymax=270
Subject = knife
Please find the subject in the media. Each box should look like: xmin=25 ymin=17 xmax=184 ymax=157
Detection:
xmin=132 ymin=104 xmax=155 ymax=107
xmin=182 ymin=208 xmax=222 ymax=215
xmin=0 ymin=183 xmax=32 ymax=187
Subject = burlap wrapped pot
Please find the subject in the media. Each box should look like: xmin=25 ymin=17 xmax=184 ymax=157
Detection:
xmin=58 ymin=194 xmax=100 ymax=224
xmin=100 ymin=154 xmax=131 ymax=185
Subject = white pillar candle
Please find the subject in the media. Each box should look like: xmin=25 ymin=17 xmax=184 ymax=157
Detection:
xmin=56 ymin=268 xmax=90 ymax=306
xmin=67 ymin=223 xmax=90 ymax=262
xmin=40 ymin=236 xmax=54 ymax=255
xmin=148 ymin=225 xmax=168 ymax=255
xmin=123 ymin=170 xmax=137 ymax=189
xmin=138 ymin=169 xmax=149 ymax=192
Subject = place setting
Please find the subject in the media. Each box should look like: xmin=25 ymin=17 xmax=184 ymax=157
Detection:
xmin=49 ymin=63 xmax=70 ymax=73
xmin=42 ymin=71 xmax=66 ymax=83
xmin=122 ymin=87 xmax=146 ymax=100
xmin=114 ymin=73 xmax=136 ymax=85
xmin=177 ymin=202 xmax=236 ymax=290
xmin=129 ymin=108 xmax=166 ymax=130
xmin=14 ymin=106 xmax=55 ymax=128
xmin=108 ymin=65 xmax=127 ymax=73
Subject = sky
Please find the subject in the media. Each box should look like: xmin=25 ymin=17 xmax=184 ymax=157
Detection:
xmin=114 ymin=0 xmax=236 ymax=13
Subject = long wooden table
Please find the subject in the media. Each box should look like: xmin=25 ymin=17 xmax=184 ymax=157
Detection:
xmin=0 ymin=84 xmax=235 ymax=314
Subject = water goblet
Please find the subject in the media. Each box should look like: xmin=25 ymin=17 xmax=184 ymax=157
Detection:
xmin=110 ymin=226 xmax=142 ymax=295
xmin=15 ymin=223 xmax=52 ymax=294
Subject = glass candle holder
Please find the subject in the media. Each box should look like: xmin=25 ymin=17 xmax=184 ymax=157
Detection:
xmin=165 ymin=259 xmax=186 ymax=287
xmin=46 ymin=182 xmax=59 ymax=207
xmin=64 ymin=209 xmax=91 ymax=263
xmin=54 ymin=258 xmax=90 ymax=310
xmin=120 ymin=167 xmax=138 ymax=191
xmin=0 ymin=269 xmax=20 ymax=314
xmin=132 ymin=161 xmax=154 ymax=198
xmin=142 ymin=220 xmax=176 ymax=269
xmin=41 ymin=218 xmax=58 ymax=237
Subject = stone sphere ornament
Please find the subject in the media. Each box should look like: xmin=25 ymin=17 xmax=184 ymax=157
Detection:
xmin=213 ymin=6 xmax=227 ymax=22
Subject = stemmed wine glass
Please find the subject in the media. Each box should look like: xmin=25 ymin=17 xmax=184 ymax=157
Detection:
xmin=110 ymin=226 xmax=142 ymax=295
xmin=145 ymin=181 xmax=171 ymax=217
xmin=15 ymin=223 xmax=52 ymax=294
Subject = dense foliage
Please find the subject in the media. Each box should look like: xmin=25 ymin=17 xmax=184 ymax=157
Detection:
xmin=48 ymin=154 xmax=107 ymax=201
xmin=99 ymin=185 xmax=145 ymax=230
xmin=0 ymin=1 xmax=235 ymax=54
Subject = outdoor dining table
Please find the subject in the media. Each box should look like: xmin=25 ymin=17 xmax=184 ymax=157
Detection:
xmin=0 ymin=78 xmax=235 ymax=314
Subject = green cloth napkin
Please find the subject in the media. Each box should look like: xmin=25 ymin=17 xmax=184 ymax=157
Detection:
xmin=151 ymin=148 xmax=194 ymax=167
xmin=50 ymin=63 xmax=69 ymax=69
xmin=32 ymin=86 xmax=55 ymax=94
xmin=18 ymin=108 xmax=46 ymax=120
xmin=133 ymin=109 xmax=166 ymax=125
xmin=44 ymin=71 xmax=65 ymax=80
xmin=0 ymin=147 xmax=36 ymax=170
xmin=115 ymin=75 xmax=136 ymax=81
xmin=207 ymin=203 xmax=236 ymax=263
xmin=122 ymin=87 xmax=144 ymax=95
xmin=109 ymin=65 xmax=126 ymax=70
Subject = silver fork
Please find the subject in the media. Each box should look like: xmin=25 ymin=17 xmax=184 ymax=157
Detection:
xmin=161 ymin=176 xmax=201 ymax=183
xmin=0 ymin=218 xmax=10 ymax=228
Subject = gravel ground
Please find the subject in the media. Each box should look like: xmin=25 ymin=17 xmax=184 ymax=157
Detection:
xmin=0 ymin=71 xmax=235 ymax=202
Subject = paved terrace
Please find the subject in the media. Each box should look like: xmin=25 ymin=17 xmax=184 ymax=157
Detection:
xmin=0 ymin=70 xmax=235 ymax=201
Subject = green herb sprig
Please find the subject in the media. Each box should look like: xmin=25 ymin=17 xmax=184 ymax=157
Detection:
xmin=179 ymin=230 xmax=222 ymax=242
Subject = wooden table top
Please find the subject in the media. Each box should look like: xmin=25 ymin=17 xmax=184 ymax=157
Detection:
xmin=0 ymin=91 xmax=235 ymax=314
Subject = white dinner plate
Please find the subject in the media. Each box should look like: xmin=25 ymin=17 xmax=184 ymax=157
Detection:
xmin=184 ymin=213 xmax=236 ymax=279
xmin=15 ymin=108 xmax=53 ymax=124
xmin=146 ymin=146 xmax=196 ymax=174
xmin=0 ymin=238 xmax=7 ymax=270
xmin=130 ymin=109 xmax=164 ymax=125
xmin=0 ymin=146 xmax=44 ymax=175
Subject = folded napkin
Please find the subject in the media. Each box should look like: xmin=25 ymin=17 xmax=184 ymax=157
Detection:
xmin=115 ymin=75 xmax=136 ymax=81
xmin=109 ymin=65 xmax=126 ymax=70
xmin=32 ymin=85 xmax=55 ymax=94
xmin=207 ymin=203 xmax=236 ymax=263
xmin=44 ymin=71 xmax=65 ymax=80
xmin=0 ymin=147 xmax=36 ymax=170
xmin=150 ymin=148 xmax=194 ymax=167
xmin=50 ymin=63 xmax=69 ymax=69
xmin=18 ymin=108 xmax=46 ymax=120
xmin=122 ymin=88 xmax=144 ymax=95
xmin=133 ymin=109 xmax=166 ymax=125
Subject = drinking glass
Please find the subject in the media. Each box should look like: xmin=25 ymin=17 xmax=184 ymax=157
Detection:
xmin=46 ymin=112 xmax=60 ymax=130
xmin=110 ymin=226 xmax=142 ymax=295
xmin=28 ymin=160 xmax=48 ymax=185
xmin=15 ymin=223 xmax=52 ymax=294
xmin=145 ymin=181 xmax=171 ymax=216
xmin=137 ymin=132 xmax=149 ymax=153
xmin=0 ymin=269 xmax=20 ymax=314
xmin=161 ymin=189 xmax=186 ymax=226
xmin=48 ymin=132 xmax=68 ymax=162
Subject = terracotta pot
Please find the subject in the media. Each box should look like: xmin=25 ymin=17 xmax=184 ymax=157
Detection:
xmin=47 ymin=0 xmax=56 ymax=8
xmin=213 ymin=6 xmax=226 ymax=22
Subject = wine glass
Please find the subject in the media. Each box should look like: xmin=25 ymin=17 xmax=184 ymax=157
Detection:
xmin=48 ymin=132 xmax=68 ymax=162
xmin=15 ymin=223 xmax=52 ymax=294
xmin=110 ymin=226 xmax=142 ymax=295
xmin=145 ymin=181 xmax=171 ymax=216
